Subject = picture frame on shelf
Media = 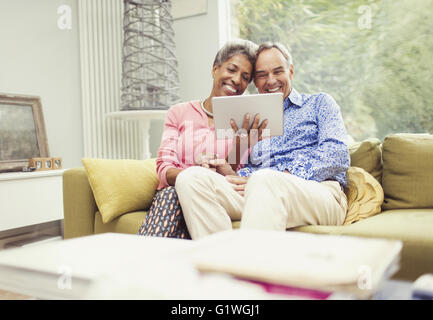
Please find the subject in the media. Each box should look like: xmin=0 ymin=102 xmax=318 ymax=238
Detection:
xmin=45 ymin=159 xmax=52 ymax=169
xmin=0 ymin=93 xmax=50 ymax=172
xmin=28 ymin=157 xmax=62 ymax=171
xmin=53 ymin=157 xmax=62 ymax=169
xmin=29 ymin=158 xmax=49 ymax=171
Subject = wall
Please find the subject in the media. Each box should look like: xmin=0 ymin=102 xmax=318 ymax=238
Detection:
xmin=149 ymin=0 xmax=225 ymax=155
xmin=174 ymin=0 xmax=221 ymax=102
xmin=0 ymin=0 xmax=83 ymax=168
xmin=0 ymin=0 xmax=226 ymax=163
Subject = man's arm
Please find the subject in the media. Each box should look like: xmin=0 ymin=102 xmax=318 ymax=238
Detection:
xmin=282 ymin=94 xmax=350 ymax=182
xmin=237 ymin=165 xmax=255 ymax=177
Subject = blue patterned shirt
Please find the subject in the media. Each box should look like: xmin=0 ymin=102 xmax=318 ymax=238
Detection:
xmin=237 ymin=89 xmax=350 ymax=188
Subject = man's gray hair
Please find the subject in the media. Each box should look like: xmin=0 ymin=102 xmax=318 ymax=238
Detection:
xmin=213 ymin=39 xmax=258 ymax=80
xmin=257 ymin=41 xmax=293 ymax=67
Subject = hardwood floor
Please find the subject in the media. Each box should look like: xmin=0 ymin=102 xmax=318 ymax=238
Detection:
xmin=0 ymin=220 xmax=62 ymax=250
xmin=0 ymin=289 xmax=33 ymax=300
xmin=0 ymin=221 xmax=63 ymax=300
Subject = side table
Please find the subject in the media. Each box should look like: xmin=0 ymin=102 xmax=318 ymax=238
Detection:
xmin=0 ymin=169 xmax=65 ymax=232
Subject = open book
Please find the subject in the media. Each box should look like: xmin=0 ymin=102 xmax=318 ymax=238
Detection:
xmin=190 ymin=229 xmax=402 ymax=299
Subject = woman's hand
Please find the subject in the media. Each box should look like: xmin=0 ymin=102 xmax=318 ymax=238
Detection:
xmin=195 ymin=153 xmax=217 ymax=171
xmin=166 ymin=168 xmax=183 ymax=186
xmin=225 ymin=175 xmax=248 ymax=196
xmin=207 ymin=158 xmax=237 ymax=176
xmin=227 ymin=113 xmax=268 ymax=171
xmin=232 ymin=113 xmax=269 ymax=146
xmin=196 ymin=153 xmax=237 ymax=176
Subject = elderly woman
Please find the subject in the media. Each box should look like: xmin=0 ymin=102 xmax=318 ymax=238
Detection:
xmin=138 ymin=39 xmax=266 ymax=239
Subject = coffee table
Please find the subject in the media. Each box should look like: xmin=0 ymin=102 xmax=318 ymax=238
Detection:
xmin=0 ymin=232 xmax=409 ymax=300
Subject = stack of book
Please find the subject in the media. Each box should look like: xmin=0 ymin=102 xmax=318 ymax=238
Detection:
xmin=190 ymin=229 xmax=402 ymax=299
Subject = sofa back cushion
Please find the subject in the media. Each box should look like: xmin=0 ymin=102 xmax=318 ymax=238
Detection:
xmin=82 ymin=158 xmax=159 ymax=224
xmin=349 ymin=138 xmax=382 ymax=183
xmin=382 ymin=134 xmax=433 ymax=210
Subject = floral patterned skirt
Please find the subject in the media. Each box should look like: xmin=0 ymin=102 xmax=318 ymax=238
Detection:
xmin=137 ymin=186 xmax=191 ymax=239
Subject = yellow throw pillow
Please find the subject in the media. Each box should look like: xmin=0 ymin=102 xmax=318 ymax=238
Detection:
xmin=82 ymin=158 xmax=159 ymax=224
xmin=343 ymin=167 xmax=384 ymax=225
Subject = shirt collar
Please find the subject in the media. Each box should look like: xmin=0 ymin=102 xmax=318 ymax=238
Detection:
xmin=284 ymin=88 xmax=303 ymax=109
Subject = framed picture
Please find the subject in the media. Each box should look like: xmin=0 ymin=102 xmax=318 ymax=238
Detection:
xmin=45 ymin=159 xmax=52 ymax=169
xmin=0 ymin=94 xmax=50 ymax=172
xmin=53 ymin=157 xmax=62 ymax=169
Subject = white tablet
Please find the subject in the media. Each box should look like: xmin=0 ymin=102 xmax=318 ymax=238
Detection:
xmin=212 ymin=92 xmax=284 ymax=139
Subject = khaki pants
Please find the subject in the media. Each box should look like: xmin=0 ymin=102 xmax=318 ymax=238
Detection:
xmin=175 ymin=166 xmax=348 ymax=240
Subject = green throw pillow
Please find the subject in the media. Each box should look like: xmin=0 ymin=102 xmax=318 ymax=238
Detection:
xmin=349 ymin=138 xmax=382 ymax=184
xmin=382 ymin=134 xmax=433 ymax=210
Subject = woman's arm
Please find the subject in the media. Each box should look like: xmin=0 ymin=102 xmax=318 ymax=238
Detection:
xmin=166 ymin=167 xmax=183 ymax=186
xmin=156 ymin=107 xmax=182 ymax=188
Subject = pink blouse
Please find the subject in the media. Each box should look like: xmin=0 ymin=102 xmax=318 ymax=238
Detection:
xmin=156 ymin=100 xmax=233 ymax=190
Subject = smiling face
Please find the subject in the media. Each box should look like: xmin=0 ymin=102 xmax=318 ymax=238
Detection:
xmin=211 ymin=54 xmax=253 ymax=97
xmin=254 ymin=47 xmax=294 ymax=99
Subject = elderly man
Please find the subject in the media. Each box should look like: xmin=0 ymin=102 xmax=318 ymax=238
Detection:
xmin=175 ymin=42 xmax=350 ymax=240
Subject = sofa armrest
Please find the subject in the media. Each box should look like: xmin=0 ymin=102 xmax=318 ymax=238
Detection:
xmin=63 ymin=168 xmax=97 ymax=239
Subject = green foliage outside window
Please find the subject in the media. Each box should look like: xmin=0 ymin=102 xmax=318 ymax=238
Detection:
xmin=234 ymin=0 xmax=433 ymax=141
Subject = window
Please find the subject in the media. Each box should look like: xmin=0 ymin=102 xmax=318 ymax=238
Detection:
xmin=230 ymin=0 xmax=433 ymax=142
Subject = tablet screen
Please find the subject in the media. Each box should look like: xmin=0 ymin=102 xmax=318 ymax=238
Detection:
xmin=212 ymin=92 xmax=284 ymax=139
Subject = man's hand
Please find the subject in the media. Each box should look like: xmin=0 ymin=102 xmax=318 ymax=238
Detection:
xmin=226 ymin=175 xmax=248 ymax=196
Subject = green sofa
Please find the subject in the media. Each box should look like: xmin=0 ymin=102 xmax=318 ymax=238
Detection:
xmin=63 ymin=133 xmax=433 ymax=281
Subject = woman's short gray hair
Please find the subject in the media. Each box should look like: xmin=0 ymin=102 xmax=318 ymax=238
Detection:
xmin=257 ymin=41 xmax=293 ymax=67
xmin=213 ymin=39 xmax=258 ymax=80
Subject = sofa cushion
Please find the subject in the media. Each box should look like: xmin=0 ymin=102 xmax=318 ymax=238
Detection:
xmin=348 ymin=138 xmax=382 ymax=183
xmin=382 ymin=134 xmax=433 ymax=210
xmin=343 ymin=167 xmax=384 ymax=225
xmin=82 ymin=158 xmax=159 ymax=223
xmin=94 ymin=210 xmax=147 ymax=234
xmin=293 ymin=209 xmax=433 ymax=280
